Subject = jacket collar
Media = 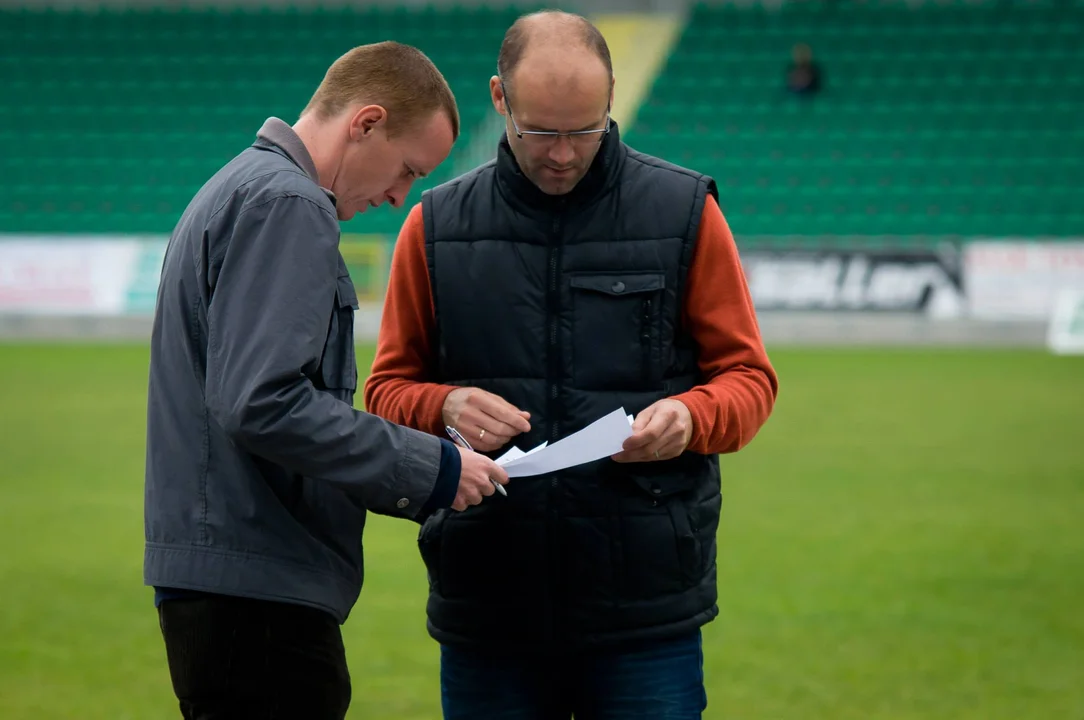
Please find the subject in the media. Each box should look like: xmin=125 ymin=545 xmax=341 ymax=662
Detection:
xmin=252 ymin=117 xmax=337 ymax=206
xmin=495 ymin=119 xmax=626 ymax=215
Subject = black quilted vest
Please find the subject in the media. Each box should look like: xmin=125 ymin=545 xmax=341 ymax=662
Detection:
xmin=417 ymin=123 xmax=722 ymax=652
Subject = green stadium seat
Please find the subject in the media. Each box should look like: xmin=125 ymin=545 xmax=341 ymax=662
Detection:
xmin=624 ymin=0 xmax=1084 ymax=244
xmin=3 ymin=2 xmax=1082 ymax=244
xmin=0 ymin=5 xmax=536 ymax=236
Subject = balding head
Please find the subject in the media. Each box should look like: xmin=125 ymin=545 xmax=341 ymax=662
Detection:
xmin=497 ymin=10 xmax=613 ymax=95
xmin=490 ymin=11 xmax=615 ymax=196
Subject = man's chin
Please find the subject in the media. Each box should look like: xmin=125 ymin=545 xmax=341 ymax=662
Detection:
xmin=338 ymin=203 xmax=371 ymax=221
xmin=534 ymin=176 xmax=580 ymax=196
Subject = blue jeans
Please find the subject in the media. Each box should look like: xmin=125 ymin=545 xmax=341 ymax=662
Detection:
xmin=440 ymin=631 xmax=707 ymax=719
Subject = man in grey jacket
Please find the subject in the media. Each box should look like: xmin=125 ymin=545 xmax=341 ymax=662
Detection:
xmin=143 ymin=41 xmax=508 ymax=720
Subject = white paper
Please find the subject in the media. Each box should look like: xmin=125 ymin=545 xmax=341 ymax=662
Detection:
xmin=495 ymin=407 xmax=635 ymax=478
xmin=495 ymin=441 xmax=547 ymax=464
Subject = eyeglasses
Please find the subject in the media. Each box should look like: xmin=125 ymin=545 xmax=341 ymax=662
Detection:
xmin=500 ymin=79 xmax=611 ymax=147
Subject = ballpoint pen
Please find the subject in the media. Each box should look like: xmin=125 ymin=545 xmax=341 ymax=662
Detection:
xmin=445 ymin=425 xmax=508 ymax=497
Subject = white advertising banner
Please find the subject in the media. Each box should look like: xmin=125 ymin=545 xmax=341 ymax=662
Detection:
xmin=1047 ymin=289 xmax=1084 ymax=356
xmin=0 ymin=236 xmax=143 ymax=315
xmin=964 ymin=240 xmax=1084 ymax=321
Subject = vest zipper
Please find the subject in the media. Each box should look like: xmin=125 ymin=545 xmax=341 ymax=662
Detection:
xmin=545 ymin=204 xmax=564 ymax=649
xmin=547 ymin=212 xmax=562 ymax=454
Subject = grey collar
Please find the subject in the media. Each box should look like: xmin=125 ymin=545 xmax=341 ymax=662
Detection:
xmin=255 ymin=117 xmax=337 ymax=205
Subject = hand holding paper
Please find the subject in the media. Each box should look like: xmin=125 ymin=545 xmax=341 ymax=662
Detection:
xmin=612 ymin=399 xmax=693 ymax=463
xmin=495 ymin=408 xmax=635 ymax=478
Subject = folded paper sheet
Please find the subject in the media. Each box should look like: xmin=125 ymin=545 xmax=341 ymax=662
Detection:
xmin=494 ymin=407 xmax=635 ymax=478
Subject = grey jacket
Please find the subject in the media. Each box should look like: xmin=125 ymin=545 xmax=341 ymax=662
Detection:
xmin=143 ymin=117 xmax=457 ymax=623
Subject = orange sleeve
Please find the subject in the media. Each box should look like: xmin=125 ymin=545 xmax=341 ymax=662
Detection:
xmin=362 ymin=203 xmax=455 ymax=436
xmin=670 ymin=195 xmax=779 ymax=455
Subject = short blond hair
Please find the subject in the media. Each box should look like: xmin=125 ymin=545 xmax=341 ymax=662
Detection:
xmin=303 ymin=41 xmax=459 ymax=140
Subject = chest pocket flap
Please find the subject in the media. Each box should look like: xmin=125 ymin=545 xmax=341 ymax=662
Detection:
xmin=569 ymin=272 xmax=665 ymax=296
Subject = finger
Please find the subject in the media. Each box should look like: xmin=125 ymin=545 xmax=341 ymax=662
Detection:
xmin=463 ymin=486 xmax=483 ymax=506
xmin=614 ymin=431 xmax=685 ymax=464
xmin=486 ymin=462 xmax=510 ymax=486
xmin=477 ymin=413 xmax=529 ymax=441
xmin=622 ymin=412 xmax=668 ymax=452
xmin=631 ymin=404 xmax=657 ymax=433
xmin=457 ymin=407 xmax=515 ymax=450
xmin=475 ymin=392 xmax=532 ymax=434
xmin=476 ymin=476 xmax=495 ymax=497
xmin=472 ymin=430 xmax=511 ymax=452
xmin=454 ymin=415 xmax=509 ymax=451
xmin=643 ymin=435 xmax=684 ymax=462
xmin=452 ymin=495 xmax=467 ymax=511
xmin=462 ymin=455 xmax=504 ymax=489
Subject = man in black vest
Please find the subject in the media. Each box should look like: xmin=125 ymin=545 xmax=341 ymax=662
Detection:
xmin=365 ymin=11 xmax=779 ymax=719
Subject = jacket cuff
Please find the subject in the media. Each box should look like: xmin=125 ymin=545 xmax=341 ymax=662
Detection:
xmin=421 ymin=438 xmax=461 ymax=514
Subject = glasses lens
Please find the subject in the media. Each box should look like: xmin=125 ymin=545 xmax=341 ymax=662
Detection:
xmin=523 ymin=130 xmax=605 ymax=146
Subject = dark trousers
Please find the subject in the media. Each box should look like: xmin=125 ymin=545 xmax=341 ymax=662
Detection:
xmin=440 ymin=630 xmax=707 ymax=719
xmin=157 ymin=594 xmax=351 ymax=720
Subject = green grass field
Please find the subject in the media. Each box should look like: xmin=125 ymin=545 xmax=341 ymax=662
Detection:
xmin=1 ymin=343 xmax=1082 ymax=719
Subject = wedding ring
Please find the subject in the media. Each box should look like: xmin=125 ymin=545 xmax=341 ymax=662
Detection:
xmin=479 ymin=428 xmax=486 ymax=440
xmin=654 ymin=450 xmax=660 ymax=460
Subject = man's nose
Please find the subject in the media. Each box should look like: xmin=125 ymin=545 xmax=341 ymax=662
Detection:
xmin=386 ymin=178 xmax=415 ymax=208
xmin=548 ymin=136 xmax=576 ymax=166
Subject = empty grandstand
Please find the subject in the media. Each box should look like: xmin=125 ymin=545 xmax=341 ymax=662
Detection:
xmin=3 ymin=2 xmax=1082 ymax=243
xmin=1 ymin=5 xmax=533 ymax=236
xmin=625 ymin=1 xmax=1084 ymax=241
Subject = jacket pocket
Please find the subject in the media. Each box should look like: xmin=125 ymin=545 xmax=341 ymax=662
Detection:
xmin=417 ymin=510 xmax=446 ymax=594
xmin=569 ymin=272 xmax=665 ymax=390
xmin=620 ymin=462 xmax=704 ymax=596
xmin=319 ymin=274 xmax=359 ymax=395
xmin=437 ymin=514 xmax=546 ymax=602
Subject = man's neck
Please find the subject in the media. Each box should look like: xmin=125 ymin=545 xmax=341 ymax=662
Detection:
xmin=291 ymin=115 xmax=337 ymax=190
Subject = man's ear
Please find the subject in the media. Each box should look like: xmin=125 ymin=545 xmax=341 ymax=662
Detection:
xmin=489 ymin=76 xmax=506 ymax=116
xmin=349 ymin=105 xmax=388 ymax=141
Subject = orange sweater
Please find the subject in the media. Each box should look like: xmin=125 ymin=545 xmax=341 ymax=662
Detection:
xmin=364 ymin=195 xmax=778 ymax=455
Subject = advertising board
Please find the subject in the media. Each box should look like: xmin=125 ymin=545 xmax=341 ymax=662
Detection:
xmin=739 ymin=245 xmax=965 ymax=316
xmin=0 ymin=234 xmax=392 ymax=317
xmin=1046 ymin=288 xmax=1084 ymax=355
xmin=964 ymin=241 xmax=1084 ymax=321
xmin=0 ymin=237 xmax=143 ymax=315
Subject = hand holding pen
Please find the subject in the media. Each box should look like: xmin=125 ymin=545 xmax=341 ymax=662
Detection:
xmin=446 ymin=425 xmax=508 ymax=498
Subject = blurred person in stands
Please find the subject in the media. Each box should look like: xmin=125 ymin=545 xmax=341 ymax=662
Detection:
xmin=143 ymin=41 xmax=510 ymax=720
xmin=786 ymin=42 xmax=823 ymax=96
xmin=364 ymin=11 xmax=779 ymax=719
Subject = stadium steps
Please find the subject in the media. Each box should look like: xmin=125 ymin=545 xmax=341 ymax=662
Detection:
xmin=592 ymin=13 xmax=684 ymax=129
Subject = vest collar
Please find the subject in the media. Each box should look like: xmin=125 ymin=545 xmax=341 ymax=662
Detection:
xmin=495 ymin=119 xmax=626 ymax=215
